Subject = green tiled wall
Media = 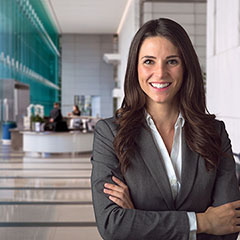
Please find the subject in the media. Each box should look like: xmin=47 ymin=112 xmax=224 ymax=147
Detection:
xmin=0 ymin=0 xmax=60 ymax=115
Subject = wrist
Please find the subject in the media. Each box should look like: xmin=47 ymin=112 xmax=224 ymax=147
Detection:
xmin=196 ymin=212 xmax=209 ymax=234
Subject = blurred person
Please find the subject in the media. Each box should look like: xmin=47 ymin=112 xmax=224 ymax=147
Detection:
xmin=72 ymin=105 xmax=81 ymax=116
xmin=68 ymin=105 xmax=81 ymax=117
xmin=68 ymin=105 xmax=82 ymax=129
xmin=49 ymin=102 xmax=62 ymax=123
xmin=49 ymin=102 xmax=67 ymax=131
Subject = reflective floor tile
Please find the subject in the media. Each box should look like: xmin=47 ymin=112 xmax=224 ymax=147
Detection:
xmin=0 ymin=170 xmax=91 ymax=177
xmin=0 ymin=162 xmax=92 ymax=169
xmin=0 ymin=204 xmax=95 ymax=222
xmin=22 ymin=157 xmax=91 ymax=162
xmin=0 ymin=178 xmax=91 ymax=188
xmin=0 ymin=227 xmax=102 ymax=240
xmin=53 ymin=227 xmax=102 ymax=240
xmin=0 ymin=189 xmax=92 ymax=202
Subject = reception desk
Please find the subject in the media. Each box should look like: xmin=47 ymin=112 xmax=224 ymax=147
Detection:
xmin=22 ymin=131 xmax=93 ymax=154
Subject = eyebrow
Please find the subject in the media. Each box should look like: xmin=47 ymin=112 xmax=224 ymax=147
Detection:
xmin=141 ymin=55 xmax=180 ymax=60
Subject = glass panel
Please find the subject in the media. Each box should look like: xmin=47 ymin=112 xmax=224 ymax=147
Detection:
xmin=0 ymin=0 xmax=60 ymax=116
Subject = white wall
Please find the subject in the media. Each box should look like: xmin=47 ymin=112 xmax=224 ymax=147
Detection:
xmin=143 ymin=1 xmax=207 ymax=70
xmin=207 ymin=0 xmax=240 ymax=154
xmin=61 ymin=34 xmax=114 ymax=118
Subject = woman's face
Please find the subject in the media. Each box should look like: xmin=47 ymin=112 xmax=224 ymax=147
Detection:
xmin=137 ymin=36 xmax=184 ymax=108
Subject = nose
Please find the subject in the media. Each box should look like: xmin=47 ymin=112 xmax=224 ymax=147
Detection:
xmin=153 ymin=62 xmax=167 ymax=79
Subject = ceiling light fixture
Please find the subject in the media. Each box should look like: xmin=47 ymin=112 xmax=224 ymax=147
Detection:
xmin=116 ymin=0 xmax=133 ymax=34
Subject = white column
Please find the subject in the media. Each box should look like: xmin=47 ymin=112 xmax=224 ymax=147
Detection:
xmin=117 ymin=0 xmax=140 ymax=108
xmin=207 ymin=0 xmax=240 ymax=153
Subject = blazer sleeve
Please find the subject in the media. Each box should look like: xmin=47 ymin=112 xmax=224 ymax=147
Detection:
xmin=212 ymin=121 xmax=240 ymax=205
xmin=91 ymin=119 xmax=190 ymax=240
xmin=212 ymin=121 xmax=240 ymax=240
xmin=198 ymin=121 xmax=240 ymax=240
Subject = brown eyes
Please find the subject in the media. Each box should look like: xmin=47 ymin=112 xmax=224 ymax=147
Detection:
xmin=143 ymin=59 xmax=154 ymax=65
xmin=167 ymin=59 xmax=178 ymax=65
xmin=143 ymin=59 xmax=179 ymax=66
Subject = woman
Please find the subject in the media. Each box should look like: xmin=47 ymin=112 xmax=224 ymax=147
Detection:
xmin=91 ymin=18 xmax=240 ymax=240
xmin=72 ymin=105 xmax=81 ymax=116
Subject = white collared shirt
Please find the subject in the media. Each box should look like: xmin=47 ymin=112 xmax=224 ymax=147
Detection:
xmin=146 ymin=112 xmax=197 ymax=240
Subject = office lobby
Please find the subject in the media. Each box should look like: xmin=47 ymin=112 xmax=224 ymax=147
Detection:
xmin=1 ymin=0 xmax=240 ymax=239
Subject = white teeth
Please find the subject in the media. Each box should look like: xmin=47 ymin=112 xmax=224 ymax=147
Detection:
xmin=150 ymin=83 xmax=170 ymax=89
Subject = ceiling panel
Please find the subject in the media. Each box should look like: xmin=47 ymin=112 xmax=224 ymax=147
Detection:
xmin=44 ymin=0 xmax=129 ymax=34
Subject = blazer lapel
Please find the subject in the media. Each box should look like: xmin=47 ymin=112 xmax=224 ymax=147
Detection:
xmin=136 ymin=124 xmax=175 ymax=210
xmin=175 ymin=130 xmax=199 ymax=209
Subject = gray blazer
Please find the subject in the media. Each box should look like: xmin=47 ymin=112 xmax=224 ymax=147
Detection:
xmin=91 ymin=117 xmax=240 ymax=240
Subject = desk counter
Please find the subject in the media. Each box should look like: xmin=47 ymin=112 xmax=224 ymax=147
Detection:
xmin=22 ymin=131 xmax=93 ymax=153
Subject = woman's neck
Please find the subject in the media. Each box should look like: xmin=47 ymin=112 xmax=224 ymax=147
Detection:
xmin=146 ymin=102 xmax=179 ymax=133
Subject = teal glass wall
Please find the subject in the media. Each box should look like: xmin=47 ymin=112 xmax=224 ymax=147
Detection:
xmin=0 ymin=0 xmax=60 ymax=115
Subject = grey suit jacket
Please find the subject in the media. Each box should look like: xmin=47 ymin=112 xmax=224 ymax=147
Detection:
xmin=91 ymin=117 xmax=240 ymax=240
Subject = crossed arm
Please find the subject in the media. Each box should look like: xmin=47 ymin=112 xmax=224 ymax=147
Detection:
xmin=104 ymin=175 xmax=240 ymax=236
xmin=92 ymin=119 xmax=240 ymax=239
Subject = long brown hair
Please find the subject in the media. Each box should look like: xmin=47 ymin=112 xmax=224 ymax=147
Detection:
xmin=114 ymin=18 xmax=221 ymax=174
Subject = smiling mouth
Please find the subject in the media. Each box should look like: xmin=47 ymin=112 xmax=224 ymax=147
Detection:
xmin=150 ymin=82 xmax=171 ymax=89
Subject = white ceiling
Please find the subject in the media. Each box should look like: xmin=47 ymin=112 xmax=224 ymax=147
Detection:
xmin=43 ymin=0 xmax=129 ymax=34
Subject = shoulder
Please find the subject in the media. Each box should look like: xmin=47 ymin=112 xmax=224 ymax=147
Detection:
xmin=213 ymin=119 xmax=225 ymax=132
xmin=95 ymin=116 xmax=118 ymax=137
xmin=212 ymin=119 xmax=228 ymax=137
xmin=212 ymin=119 xmax=229 ymax=139
xmin=213 ymin=119 xmax=232 ymax=151
xmin=96 ymin=116 xmax=117 ymax=129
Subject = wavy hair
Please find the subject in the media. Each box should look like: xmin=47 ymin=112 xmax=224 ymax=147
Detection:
xmin=114 ymin=18 xmax=222 ymax=174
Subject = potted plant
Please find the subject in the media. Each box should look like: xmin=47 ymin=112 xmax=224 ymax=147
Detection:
xmin=31 ymin=114 xmax=44 ymax=131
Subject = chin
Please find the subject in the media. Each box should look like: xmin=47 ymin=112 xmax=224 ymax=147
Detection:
xmin=154 ymin=96 xmax=169 ymax=103
xmin=148 ymin=96 xmax=175 ymax=106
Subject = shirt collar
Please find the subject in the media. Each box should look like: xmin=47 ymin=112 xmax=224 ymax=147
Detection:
xmin=145 ymin=111 xmax=185 ymax=128
xmin=175 ymin=112 xmax=185 ymax=128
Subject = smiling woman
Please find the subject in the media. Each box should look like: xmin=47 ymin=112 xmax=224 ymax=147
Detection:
xmin=91 ymin=18 xmax=240 ymax=240
xmin=137 ymin=36 xmax=183 ymax=108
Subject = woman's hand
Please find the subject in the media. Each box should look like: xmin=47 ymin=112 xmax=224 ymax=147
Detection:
xmin=103 ymin=176 xmax=135 ymax=209
xmin=197 ymin=200 xmax=240 ymax=235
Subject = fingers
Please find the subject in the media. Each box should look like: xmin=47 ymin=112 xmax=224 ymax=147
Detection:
xmin=230 ymin=199 xmax=240 ymax=209
xmin=235 ymin=217 xmax=240 ymax=225
xmin=236 ymin=209 xmax=240 ymax=218
xmin=103 ymin=176 xmax=134 ymax=209
xmin=222 ymin=201 xmax=240 ymax=218
xmin=103 ymin=185 xmax=132 ymax=209
xmin=108 ymin=195 xmax=132 ymax=209
xmin=112 ymin=176 xmax=126 ymax=188
xmin=104 ymin=180 xmax=129 ymax=201
xmin=108 ymin=195 xmax=124 ymax=207
xmin=103 ymin=186 xmax=125 ymax=200
xmin=104 ymin=183 xmax=122 ymax=193
xmin=104 ymin=176 xmax=129 ymax=196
